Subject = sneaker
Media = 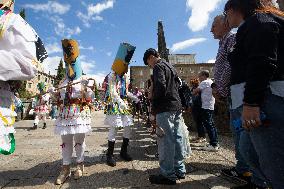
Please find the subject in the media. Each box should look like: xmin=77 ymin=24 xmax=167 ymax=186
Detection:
xmin=221 ymin=168 xmax=252 ymax=182
xmin=201 ymin=144 xmax=219 ymax=152
xmin=149 ymin=174 xmax=176 ymax=185
xmin=222 ymin=168 xmax=252 ymax=182
xmin=176 ymin=173 xmax=185 ymax=180
xmin=190 ymin=137 xmax=206 ymax=143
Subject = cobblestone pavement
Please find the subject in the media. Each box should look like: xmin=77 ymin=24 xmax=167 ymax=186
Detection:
xmin=0 ymin=111 xmax=245 ymax=189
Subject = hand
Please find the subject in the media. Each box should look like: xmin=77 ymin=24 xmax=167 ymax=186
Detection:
xmin=242 ymin=105 xmax=262 ymax=130
xmin=150 ymin=123 xmax=157 ymax=135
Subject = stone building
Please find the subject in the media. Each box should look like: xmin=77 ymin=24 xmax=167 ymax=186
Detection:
xmin=130 ymin=58 xmax=214 ymax=90
xmin=26 ymin=67 xmax=57 ymax=95
xmin=169 ymin=54 xmax=196 ymax=65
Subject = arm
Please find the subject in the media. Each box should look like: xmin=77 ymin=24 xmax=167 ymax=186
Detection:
xmin=192 ymin=88 xmax=201 ymax=95
xmin=152 ymin=64 xmax=166 ymax=100
xmin=243 ymin=22 xmax=279 ymax=106
xmin=242 ymin=20 xmax=279 ymax=129
xmin=0 ymin=14 xmax=42 ymax=81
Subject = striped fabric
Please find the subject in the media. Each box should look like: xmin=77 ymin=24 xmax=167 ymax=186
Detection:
xmin=214 ymin=32 xmax=236 ymax=97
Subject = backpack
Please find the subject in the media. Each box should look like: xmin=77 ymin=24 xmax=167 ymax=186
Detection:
xmin=162 ymin=62 xmax=192 ymax=108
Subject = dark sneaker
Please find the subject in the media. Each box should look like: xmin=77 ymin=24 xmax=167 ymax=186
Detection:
xmin=231 ymin=182 xmax=269 ymax=189
xmin=221 ymin=168 xmax=251 ymax=182
xmin=149 ymin=175 xmax=176 ymax=185
xmin=176 ymin=173 xmax=185 ymax=179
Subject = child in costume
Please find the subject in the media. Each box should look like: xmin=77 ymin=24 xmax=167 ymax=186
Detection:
xmin=103 ymin=42 xmax=136 ymax=167
xmin=32 ymin=82 xmax=50 ymax=130
xmin=0 ymin=0 xmax=47 ymax=155
xmin=54 ymin=39 xmax=95 ymax=185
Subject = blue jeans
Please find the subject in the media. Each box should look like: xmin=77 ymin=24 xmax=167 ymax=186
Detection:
xmin=192 ymin=107 xmax=206 ymax=138
xmin=230 ymin=107 xmax=250 ymax=174
xmin=156 ymin=110 xmax=186 ymax=181
xmin=240 ymin=93 xmax=284 ymax=189
xmin=201 ymin=109 xmax=218 ymax=146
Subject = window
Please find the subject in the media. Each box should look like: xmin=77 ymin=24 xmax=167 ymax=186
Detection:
xmin=28 ymin=83 xmax=32 ymax=88
xmin=38 ymin=75 xmax=40 ymax=80
xmin=140 ymin=70 xmax=143 ymax=76
xmin=45 ymin=77 xmax=48 ymax=82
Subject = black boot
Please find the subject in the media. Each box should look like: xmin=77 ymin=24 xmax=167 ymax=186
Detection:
xmin=106 ymin=141 xmax=116 ymax=167
xmin=120 ymin=138 xmax=132 ymax=161
xmin=42 ymin=123 xmax=46 ymax=129
xmin=32 ymin=123 xmax=37 ymax=130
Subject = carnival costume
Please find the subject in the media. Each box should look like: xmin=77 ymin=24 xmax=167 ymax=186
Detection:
xmin=0 ymin=0 xmax=47 ymax=155
xmin=54 ymin=39 xmax=95 ymax=185
xmin=32 ymin=82 xmax=50 ymax=129
xmin=103 ymin=42 xmax=136 ymax=167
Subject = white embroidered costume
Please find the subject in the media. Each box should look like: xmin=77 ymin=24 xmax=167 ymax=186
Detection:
xmin=0 ymin=7 xmax=47 ymax=154
xmin=54 ymin=78 xmax=94 ymax=136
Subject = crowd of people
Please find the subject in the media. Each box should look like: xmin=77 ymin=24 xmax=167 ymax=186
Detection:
xmin=1 ymin=0 xmax=283 ymax=188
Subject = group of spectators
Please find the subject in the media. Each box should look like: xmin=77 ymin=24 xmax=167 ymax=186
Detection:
xmin=141 ymin=0 xmax=284 ymax=188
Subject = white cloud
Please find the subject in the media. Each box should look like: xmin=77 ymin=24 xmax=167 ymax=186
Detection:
xmin=77 ymin=0 xmax=115 ymax=27
xmin=186 ymin=0 xmax=222 ymax=32
xmin=24 ymin=1 xmax=70 ymax=15
xmin=207 ymin=59 xmax=216 ymax=63
xmin=41 ymin=56 xmax=63 ymax=75
xmin=106 ymin=52 xmax=112 ymax=57
xmin=170 ymin=38 xmax=207 ymax=52
xmin=45 ymin=42 xmax=61 ymax=55
xmin=93 ymin=15 xmax=104 ymax=21
xmin=86 ymin=72 xmax=108 ymax=86
xmin=80 ymin=45 xmax=95 ymax=51
xmin=50 ymin=16 xmax=81 ymax=38
xmin=80 ymin=55 xmax=96 ymax=74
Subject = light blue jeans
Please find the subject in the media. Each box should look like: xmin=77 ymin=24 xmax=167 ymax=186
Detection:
xmin=156 ymin=110 xmax=186 ymax=181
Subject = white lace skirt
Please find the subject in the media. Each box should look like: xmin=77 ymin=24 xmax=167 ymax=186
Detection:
xmin=104 ymin=114 xmax=133 ymax=128
xmin=54 ymin=117 xmax=92 ymax=135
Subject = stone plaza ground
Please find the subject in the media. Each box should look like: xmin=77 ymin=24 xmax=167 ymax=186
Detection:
xmin=0 ymin=111 xmax=246 ymax=189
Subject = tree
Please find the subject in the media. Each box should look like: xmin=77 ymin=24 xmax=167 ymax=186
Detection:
xmin=19 ymin=9 xmax=26 ymax=20
xmin=56 ymin=59 xmax=65 ymax=86
xmin=94 ymin=83 xmax=99 ymax=100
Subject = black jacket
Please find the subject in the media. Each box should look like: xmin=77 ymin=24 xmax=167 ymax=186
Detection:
xmin=152 ymin=60 xmax=182 ymax=114
xmin=228 ymin=12 xmax=284 ymax=105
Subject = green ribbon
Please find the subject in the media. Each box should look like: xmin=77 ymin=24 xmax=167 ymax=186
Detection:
xmin=0 ymin=133 xmax=15 ymax=155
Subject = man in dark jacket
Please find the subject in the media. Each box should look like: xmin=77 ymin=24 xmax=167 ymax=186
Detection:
xmin=143 ymin=48 xmax=186 ymax=185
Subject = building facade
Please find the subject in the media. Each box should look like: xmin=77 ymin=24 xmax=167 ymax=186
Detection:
xmin=169 ymin=54 xmax=196 ymax=65
xmin=130 ymin=62 xmax=214 ymax=90
xmin=26 ymin=67 xmax=57 ymax=95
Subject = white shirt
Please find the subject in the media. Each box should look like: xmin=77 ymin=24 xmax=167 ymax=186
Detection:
xmin=198 ymin=79 xmax=215 ymax=110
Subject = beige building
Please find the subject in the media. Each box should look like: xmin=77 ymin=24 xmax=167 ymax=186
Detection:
xmin=169 ymin=54 xmax=196 ymax=65
xmin=130 ymin=59 xmax=214 ymax=90
xmin=26 ymin=67 xmax=57 ymax=95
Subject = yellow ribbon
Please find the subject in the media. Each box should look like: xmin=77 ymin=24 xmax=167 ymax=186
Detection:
xmin=0 ymin=103 xmax=15 ymax=126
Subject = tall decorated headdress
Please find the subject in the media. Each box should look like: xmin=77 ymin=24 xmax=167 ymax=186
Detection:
xmin=62 ymin=39 xmax=82 ymax=81
xmin=112 ymin=42 xmax=136 ymax=76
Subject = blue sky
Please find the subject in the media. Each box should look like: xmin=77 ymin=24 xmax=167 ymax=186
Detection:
xmin=15 ymin=0 xmax=227 ymax=84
